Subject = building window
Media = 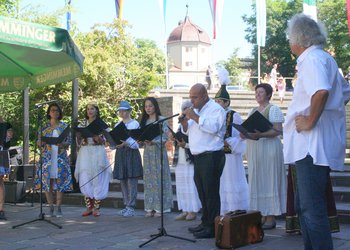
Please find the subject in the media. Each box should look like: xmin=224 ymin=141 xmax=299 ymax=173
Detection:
xmin=186 ymin=47 xmax=192 ymax=52
xmin=185 ymin=61 xmax=192 ymax=67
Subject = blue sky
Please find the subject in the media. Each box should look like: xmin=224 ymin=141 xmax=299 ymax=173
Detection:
xmin=21 ymin=0 xmax=254 ymax=62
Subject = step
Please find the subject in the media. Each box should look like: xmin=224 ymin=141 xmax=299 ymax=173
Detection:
xmin=331 ymin=172 xmax=350 ymax=187
xmin=333 ymin=186 xmax=350 ymax=203
xmin=336 ymin=201 xmax=350 ymax=224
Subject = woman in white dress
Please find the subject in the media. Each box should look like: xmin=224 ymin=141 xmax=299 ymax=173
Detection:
xmin=75 ymin=102 xmax=111 ymax=217
xmin=214 ymin=85 xmax=249 ymax=215
xmin=244 ymin=83 xmax=286 ymax=229
xmin=172 ymin=100 xmax=201 ymax=221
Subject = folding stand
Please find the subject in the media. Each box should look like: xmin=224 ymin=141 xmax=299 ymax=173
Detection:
xmin=13 ymin=105 xmax=61 ymax=229
xmin=139 ymin=114 xmax=195 ymax=247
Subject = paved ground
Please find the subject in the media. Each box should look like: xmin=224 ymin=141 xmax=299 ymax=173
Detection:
xmin=1 ymin=203 xmax=350 ymax=250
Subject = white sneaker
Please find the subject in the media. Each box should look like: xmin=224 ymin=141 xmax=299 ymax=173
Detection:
xmin=119 ymin=207 xmax=128 ymax=216
xmin=56 ymin=207 xmax=63 ymax=218
xmin=123 ymin=207 xmax=135 ymax=217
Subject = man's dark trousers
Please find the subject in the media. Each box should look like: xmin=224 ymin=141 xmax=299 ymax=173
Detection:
xmin=193 ymin=150 xmax=225 ymax=232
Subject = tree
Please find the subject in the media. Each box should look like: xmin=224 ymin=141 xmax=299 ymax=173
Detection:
xmin=318 ymin=0 xmax=350 ymax=71
xmin=243 ymin=0 xmax=350 ymax=83
xmin=1 ymin=2 xmax=166 ymax=148
xmin=243 ymin=0 xmax=302 ymax=82
xmin=73 ymin=19 xmax=165 ymax=124
xmin=218 ymin=48 xmax=242 ymax=85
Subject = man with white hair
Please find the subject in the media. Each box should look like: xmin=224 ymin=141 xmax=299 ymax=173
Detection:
xmin=284 ymin=14 xmax=350 ymax=250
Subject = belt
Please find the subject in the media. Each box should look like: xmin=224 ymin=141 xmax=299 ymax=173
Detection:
xmin=196 ymin=149 xmax=224 ymax=157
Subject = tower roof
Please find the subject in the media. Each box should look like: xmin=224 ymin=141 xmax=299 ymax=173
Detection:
xmin=167 ymin=16 xmax=211 ymax=45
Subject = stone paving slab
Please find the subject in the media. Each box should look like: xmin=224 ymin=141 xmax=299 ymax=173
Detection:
xmin=1 ymin=203 xmax=350 ymax=250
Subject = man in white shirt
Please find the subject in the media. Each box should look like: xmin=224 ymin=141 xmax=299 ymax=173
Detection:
xmin=180 ymin=83 xmax=226 ymax=238
xmin=284 ymin=14 xmax=350 ymax=250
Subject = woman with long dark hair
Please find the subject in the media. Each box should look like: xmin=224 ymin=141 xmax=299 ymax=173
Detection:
xmin=140 ymin=97 xmax=172 ymax=217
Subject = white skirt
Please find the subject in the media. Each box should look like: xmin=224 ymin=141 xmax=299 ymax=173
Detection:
xmin=75 ymin=145 xmax=111 ymax=200
xmin=175 ymin=149 xmax=201 ymax=212
xmin=220 ymin=153 xmax=250 ymax=215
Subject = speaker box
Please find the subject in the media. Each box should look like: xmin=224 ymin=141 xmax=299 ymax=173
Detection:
xmin=4 ymin=181 xmax=26 ymax=203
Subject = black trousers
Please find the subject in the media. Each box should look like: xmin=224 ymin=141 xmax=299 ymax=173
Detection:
xmin=193 ymin=150 xmax=225 ymax=230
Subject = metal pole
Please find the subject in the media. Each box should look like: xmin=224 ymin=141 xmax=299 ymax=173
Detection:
xmin=23 ymin=87 xmax=29 ymax=164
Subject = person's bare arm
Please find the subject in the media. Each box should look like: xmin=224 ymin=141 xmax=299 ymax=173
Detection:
xmin=295 ymin=90 xmax=328 ymax=132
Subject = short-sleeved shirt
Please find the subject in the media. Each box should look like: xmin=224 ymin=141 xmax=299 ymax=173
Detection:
xmin=283 ymin=45 xmax=350 ymax=171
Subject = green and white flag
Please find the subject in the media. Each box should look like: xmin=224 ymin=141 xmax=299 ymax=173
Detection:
xmin=303 ymin=0 xmax=317 ymax=21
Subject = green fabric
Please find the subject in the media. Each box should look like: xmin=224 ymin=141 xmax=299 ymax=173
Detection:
xmin=0 ymin=16 xmax=84 ymax=92
xmin=304 ymin=0 xmax=316 ymax=6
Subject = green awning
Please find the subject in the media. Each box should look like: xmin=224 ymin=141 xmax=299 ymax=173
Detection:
xmin=0 ymin=16 xmax=84 ymax=92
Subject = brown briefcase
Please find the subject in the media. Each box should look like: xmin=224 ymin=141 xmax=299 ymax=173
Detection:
xmin=215 ymin=210 xmax=264 ymax=249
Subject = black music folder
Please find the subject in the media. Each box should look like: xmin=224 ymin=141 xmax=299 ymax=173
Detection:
xmin=103 ymin=122 xmax=129 ymax=146
xmin=41 ymin=126 xmax=71 ymax=145
xmin=128 ymin=123 xmax=161 ymax=141
xmin=233 ymin=110 xmax=273 ymax=140
xmin=167 ymin=125 xmax=188 ymax=143
xmin=74 ymin=117 xmax=109 ymax=138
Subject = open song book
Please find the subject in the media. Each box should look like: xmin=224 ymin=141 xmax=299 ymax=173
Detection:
xmin=74 ymin=117 xmax=109 ymax=138
xmin=41 ymin=126 xmax=71 ymax=145
xmin=232 ymin=110 xmax=273 ymax=140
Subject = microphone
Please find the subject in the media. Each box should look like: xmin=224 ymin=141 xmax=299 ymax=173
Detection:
xmin=35 ymin=100 xmax=59 ymax=108
xmin=178 ymin=106 xmax=193 ymax=121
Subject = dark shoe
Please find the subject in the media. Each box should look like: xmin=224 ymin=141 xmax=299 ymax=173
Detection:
xmin=188 ymin=224 xmax=204 ymax=233
xmin=193 ymin=228 xmax=214 ymax=239
xmin=262 ymin=221 xmax=276 ymax=230
xmin=0 ymin=210 xmax=7 ymax=220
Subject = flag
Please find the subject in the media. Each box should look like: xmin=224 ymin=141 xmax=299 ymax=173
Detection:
xmin=256 ymin=0 xmax=266 ymax=47
xmin=303 ymin=0 xmax=317 ymax=21
xmin=158 ymin=0 xmax=167 ymax=26
xmin=208 ymin=0 xmax=224 ymax=40
xmin=66 ymin=0 xmax=71 ymax=31
xmin=347 ymin=0 xmax=350 ymax=36
xmin=115 ymin=0 xmax=124 ymax=19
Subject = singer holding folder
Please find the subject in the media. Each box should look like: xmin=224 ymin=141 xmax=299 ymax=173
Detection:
xmin=243 ymin=83 xmax=286 ymax=230
xmin=75 ymin=102 xmax=111 ymax=217
xmin=140 ymin=97 xmax=172 ymax=218
xmin=34 ymin=103 xmax=73 ymax=218
xmin=112 ymin=101 xmax=143 ymax=217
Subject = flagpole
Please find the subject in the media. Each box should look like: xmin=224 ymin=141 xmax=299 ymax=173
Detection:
xmin=258 ymin=45 xmax=261 ymax=85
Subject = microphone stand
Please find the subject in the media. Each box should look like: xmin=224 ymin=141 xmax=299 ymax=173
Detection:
xmin=139 ymin=114 xmax=195 ymax=248
xmin=13 ymin=106 xmax=62 ymax=229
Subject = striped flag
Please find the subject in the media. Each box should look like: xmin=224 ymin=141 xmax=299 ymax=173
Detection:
xmin=115 ymin=0 xmax=124 ymax=19
xmin=256 ymin=0 xmax=266 ymax=47
xmin=66 ymin=0 xmax=71 ymax=31
xmin=208 ymin=0 xmax=224 ymax=40
xmin=158 ymin=0 xmax=167 ymax=26
xmin=303 ymin=0 xmax=317 ymax=21
xmin=347 ymin=0 xmax=350 ymax=36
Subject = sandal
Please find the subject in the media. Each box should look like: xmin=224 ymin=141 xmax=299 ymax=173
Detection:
xmin=93 ymin=209 xmax=101 ymax=217
xmin=82 ymin=210 xmax=93 ymax=217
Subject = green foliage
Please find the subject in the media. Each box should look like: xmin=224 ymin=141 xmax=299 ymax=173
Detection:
xmin=0 ymin=0 xmax=18 ymax=16
xmin=242 ymin=0 xmax=349 ymax=83
xmin=318 ymin=0 xmax=350 ymax=71
xmin=243 ymin=0 xmax=302 ymax=80
xmin=74 ymin=19 xmax=165 ymax=125
xmin=2 ymin=1 xmax=165 ymax=148
xmin=218 ymin=48 xmax=242 ymax=85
